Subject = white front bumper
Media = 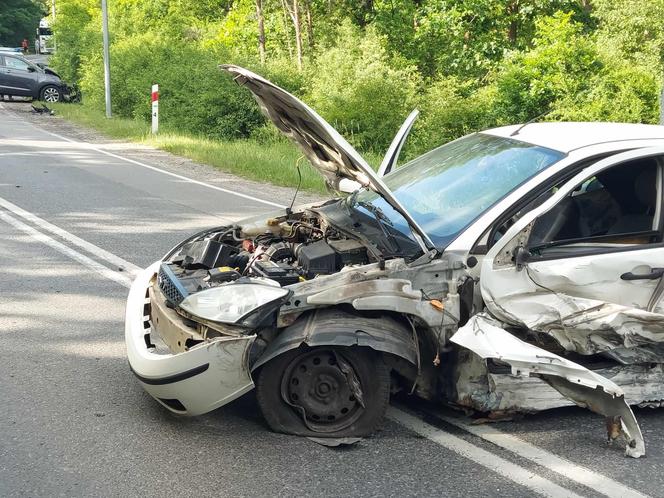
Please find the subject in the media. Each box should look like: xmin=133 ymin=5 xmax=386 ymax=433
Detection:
xmin=125 ymin=261 xmax=256 ymax=416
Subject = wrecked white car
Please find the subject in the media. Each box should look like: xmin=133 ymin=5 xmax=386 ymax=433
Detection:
xmin=126 ymin=65 xmax=664 ymax=457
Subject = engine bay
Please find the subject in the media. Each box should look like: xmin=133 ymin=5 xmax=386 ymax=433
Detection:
xmin=162 ymin=210 xmax=373 ymax=301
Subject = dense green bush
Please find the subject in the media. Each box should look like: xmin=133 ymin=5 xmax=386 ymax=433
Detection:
xmin=304 ymin=22 xmax=421 ymax=153
xmin=79 ymin=34 xmax=264 ymax=140
xmin=552 ymin=61 xmax=660 ymax=123
xmin=409 ymin=77 xmax=493 ymax=156
xmin=489 ymin=13 xmax=601 ymax=124
xmin=51 ymin=1 xmax=662 ymax=163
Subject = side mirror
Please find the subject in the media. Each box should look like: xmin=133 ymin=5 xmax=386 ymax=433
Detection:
xmin=27 ymin=66 xmax=36 ymax=72
xmin=513 ymin=246 xmax=531 ymax=270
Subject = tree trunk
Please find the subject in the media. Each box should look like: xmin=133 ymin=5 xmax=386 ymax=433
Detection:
xmin=304 ymin=0 xmax=314 ymax=52
xmin=578 ymin=0 xmax=593 ymax=13
xmin=293 ymin=0 xmax=303 ymax=70
xmin=280 ymin=0 xmax=294 ymax=59
xmin=507 ymin=1 xmax=519 ymax=45
xmin=284 ymin=0 xmax=303 ymax=70
xmin=256 ymin=0 xmax=266 ymax=63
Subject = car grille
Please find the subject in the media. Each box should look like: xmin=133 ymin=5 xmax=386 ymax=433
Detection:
xmin=157 ymin=263 xmax=189 ymax=306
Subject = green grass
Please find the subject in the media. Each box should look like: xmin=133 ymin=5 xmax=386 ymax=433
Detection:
xmin=51 ymin=103 xmax=151 ymax=139
xmin=150 ymin=133 xmax=325 ymax=192
xmin=50 ymin=103 xmax=328 ymax=193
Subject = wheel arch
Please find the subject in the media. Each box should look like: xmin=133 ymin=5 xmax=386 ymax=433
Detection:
xmin=251 ymin=306 xmax=418 ymax=372
xmin=38 ymin=83 xmax=62 ymax=100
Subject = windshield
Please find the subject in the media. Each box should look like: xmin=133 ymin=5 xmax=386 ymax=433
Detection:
xmin=353 ymin=133 xmax=565 ymax=248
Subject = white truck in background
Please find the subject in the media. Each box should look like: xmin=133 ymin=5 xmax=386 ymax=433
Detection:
xmin=35 ymin=18 xmax=55 ymax=55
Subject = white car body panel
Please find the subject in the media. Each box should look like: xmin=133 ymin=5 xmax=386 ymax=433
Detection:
xmin=451 ymin=313 xmax=645 ymax=457
xmin=125 ymin=262 xmax=256 ymax=416
xmin=484 ymin=122 xmax=664 ymax=153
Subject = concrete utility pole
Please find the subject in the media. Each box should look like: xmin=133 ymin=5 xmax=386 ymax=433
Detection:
xmin=101 ymin=0 xmax=112 ymax=118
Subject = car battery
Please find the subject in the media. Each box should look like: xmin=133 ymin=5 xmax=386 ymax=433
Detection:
xmin=297 ymin=240 xmax=337 ymax=278
xmin=252 ymin=260 xmax=301 ymax=286
xmin=328 ymin=238 xmax=368 ymax=266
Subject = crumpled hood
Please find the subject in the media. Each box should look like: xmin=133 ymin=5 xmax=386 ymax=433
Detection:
xmin=222 ymin=64 xmax=374 ymax=192
xmin=221 ymin=65 xmax=435 ymax=252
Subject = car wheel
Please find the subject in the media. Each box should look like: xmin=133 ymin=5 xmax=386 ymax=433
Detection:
xmin=256 ymin=345 xmax=390 ymax=438
xmin=40 ymin=85 xmax=61 ymax=103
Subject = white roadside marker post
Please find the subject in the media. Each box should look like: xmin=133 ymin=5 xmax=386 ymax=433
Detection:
xmin=151 ymin=84 xmax=159 ymax=134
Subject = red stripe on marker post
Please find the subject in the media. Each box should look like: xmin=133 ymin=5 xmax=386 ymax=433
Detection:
xmin=151 ymin=84 xmax=159 ymax=134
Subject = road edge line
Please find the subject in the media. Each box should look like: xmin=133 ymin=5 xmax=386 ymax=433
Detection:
xmin=0 ymin=195 xmax=142 ymax=278
xmin=0 ymin=211 xmax=133 ymax=288
xmin=388 ymin=407 xmax=584 ymax=498
xmin=438 ymin=414 xmax=649 ymax=498
xmin=0 ymin=102 xmax=286 ymax=209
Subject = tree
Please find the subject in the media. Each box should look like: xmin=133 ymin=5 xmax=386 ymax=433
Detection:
xmin=0 ymin=0 xmax=44 ymax=46
xmin=490 ymin=12 xmax=600 ymax=123
xmin=256 ymin=0 xmax=266 ymax=62
xmin=282 ymin=0 xmax=303 ymax=69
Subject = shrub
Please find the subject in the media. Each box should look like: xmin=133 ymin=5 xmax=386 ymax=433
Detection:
xmin=304 ymin=22 xmax=421 ymax=154
xmin=551 ymin=60 xmax=661 ymax=123
xmin=409 ymin=76 xmax=494 ymax=157
xmin=489 ymin=12 xmax=600 ymax=124
xmin=78 ymin=34 xmax=264 ymax=140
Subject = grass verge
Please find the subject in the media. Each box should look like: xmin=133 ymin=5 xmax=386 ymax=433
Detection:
xmin=51 ymin=103 xmax=328 ymax=193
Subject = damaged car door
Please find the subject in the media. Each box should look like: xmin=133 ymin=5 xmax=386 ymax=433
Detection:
xmin=455 ymin=147 xmax=664 ymax=457
xmin=482 ymin=148 xmax=664 ymax=364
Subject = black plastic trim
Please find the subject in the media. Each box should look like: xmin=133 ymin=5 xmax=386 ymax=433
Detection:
xmin=158 ymin=398 xmax=187 ymax=412
xmin=129 ymin=362 xmax=209 ymax=385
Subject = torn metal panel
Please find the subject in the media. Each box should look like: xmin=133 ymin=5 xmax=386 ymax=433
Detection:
xmin=307 ymin=278 xmax=450 ymax=327
xmin=456 ymin=361 xmax=664 ymax=413
xmin=481 ymin=246 xmax=664 ymax=363
xmin=451 ymin=313 xmax=645 ymax=458
xmin=485 ymin=289 xmax=664 ymax=364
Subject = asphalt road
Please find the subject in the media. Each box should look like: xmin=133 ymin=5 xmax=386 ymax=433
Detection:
xmin=1 ymin=102 xmax=663 ymax=497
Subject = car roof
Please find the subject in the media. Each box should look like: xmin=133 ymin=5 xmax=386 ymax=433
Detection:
xmin=483 ymin=122 xmax=664 ymax=153
xmin=0 ymin=51 xmax=27 ymax=60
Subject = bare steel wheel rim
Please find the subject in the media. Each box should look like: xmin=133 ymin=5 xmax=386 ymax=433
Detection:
xmin=281 ymin=349 xmax=364 ymax=433
xmin=43 ymin=87 xmax=59 ymax=102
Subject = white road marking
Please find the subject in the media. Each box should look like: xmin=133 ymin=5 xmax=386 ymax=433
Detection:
xmin=0 ymin=195 xmax=142 ymax=278
xmin=0 ymin=103 xmax=285 ymax=209
xmin=388 ymin=407 xmax=584 ymax=498
xmin=437 ymin=414 xmax=649 ymax=498
xmin=0 ymin=211 xmax=133 ymax=288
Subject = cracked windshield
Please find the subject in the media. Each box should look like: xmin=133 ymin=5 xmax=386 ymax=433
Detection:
xmin=355 ymin=134 xmax=564 ymax=247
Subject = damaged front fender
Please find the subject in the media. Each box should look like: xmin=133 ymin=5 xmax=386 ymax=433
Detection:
xmin=451 ymin=313 xmax=645 ymax=458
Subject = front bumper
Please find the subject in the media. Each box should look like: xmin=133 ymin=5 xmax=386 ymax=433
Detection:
xmin=61 ymin=84 xmax=81 ymax=103
xmin=125 ymin=261 xmax=256 ymax=416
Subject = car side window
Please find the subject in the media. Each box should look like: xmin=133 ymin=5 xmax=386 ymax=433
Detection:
xmin=5 ymin=57 xmax=30 ymax=71
xmin=528 ymin=157 xmax=661 ymax=255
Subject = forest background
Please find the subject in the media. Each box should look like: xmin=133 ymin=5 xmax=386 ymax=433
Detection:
xmin=3 ymin=1 xmax=664 ymax=186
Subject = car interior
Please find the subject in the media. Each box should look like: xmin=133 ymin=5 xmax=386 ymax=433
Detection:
xmin=528 ymin=157 xmax=661 ymax=252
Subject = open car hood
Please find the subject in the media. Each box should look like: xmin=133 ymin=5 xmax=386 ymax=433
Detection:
xmin=221 ymin=65 xmax=435 ymax=252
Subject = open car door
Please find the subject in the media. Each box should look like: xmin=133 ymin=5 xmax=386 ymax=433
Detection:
xmin=453 ymin=146 xmax=664 ymax=458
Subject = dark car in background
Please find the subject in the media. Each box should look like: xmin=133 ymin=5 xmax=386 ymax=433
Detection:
xmin=0 ymin=52 xmax=75 ymax=103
